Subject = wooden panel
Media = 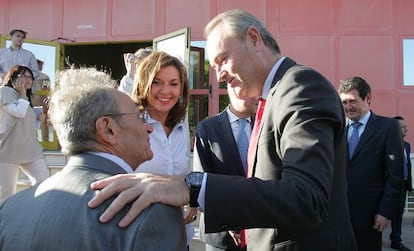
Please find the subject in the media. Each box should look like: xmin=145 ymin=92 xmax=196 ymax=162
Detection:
xmin=336 ymin=0 xmax=392 ymax=32
xmin=165 ymin=0 xmax=210 ymax=39
xmin=279 ymin=0 xmax=333 ymax=33
xmin=278 ymin=35 xmax=334 ymax=83
xmin=112 ymin=0 xmax=156 ymax=36
xmin=338 ymin=35 xmax=394 ymax=89
xmin=62 ymin=0 xmax=107 ymax=38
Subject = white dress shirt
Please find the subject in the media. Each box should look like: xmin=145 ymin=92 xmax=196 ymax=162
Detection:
xmin=135 ymin=114 xmax=190 ymax=175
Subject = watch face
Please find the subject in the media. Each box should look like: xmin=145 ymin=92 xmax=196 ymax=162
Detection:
xmin=187 ymin=172 xmax=203 ymax=187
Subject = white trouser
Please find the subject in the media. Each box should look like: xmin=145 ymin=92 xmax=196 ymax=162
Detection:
xmin=0 ymin=159 xmax=49 ymax=205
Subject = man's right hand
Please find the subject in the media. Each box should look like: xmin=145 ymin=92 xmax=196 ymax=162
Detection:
xmin=88 ymin=173 xmax=189 ymax=228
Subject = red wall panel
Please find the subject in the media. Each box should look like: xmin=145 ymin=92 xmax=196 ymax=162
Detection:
xmin=62 ymin=0 xmax=107 ymax=40
xmin=369 ymin=91 xmax=397 ymax=117
xmin=1 ymin=0 xmax=414 ymax=143
xmin=279 ymin=0 xmax=333 ymax=33
xmin=336 ymin=0 xmax=392 ymax=33
xmin=397 ymin=0 xmax=414 ymax=33
xmin=165 ymin=0 xmax=211 ymax=39
xmin=278 ymin=35 xmax=335 ymax=83
xmin=215 ymin=0 xmax=267 ymax=24
xmin=111 ymin=0 xmax=156 ymax=38
xmin=6 ymin=0 xmax=54 ymax=40
xmin=338 ymin=35 xmax=394 ymax=90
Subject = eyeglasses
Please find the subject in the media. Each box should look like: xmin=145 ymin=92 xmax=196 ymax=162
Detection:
xmin=17 ymin=74 xmax=33 ymax=80
xmin=102 ymin=110 xmax=149 ymax=123
xmin=14 ymin=34 xmax=25 ymax=39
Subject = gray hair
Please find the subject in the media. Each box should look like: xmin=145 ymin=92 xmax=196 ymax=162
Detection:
xmin=204 ymin=9 xmax=280 ymax=54
xmin=134 ymin=47 xmax=153 ymax=60
xmin=49 ymin=68 xmax=119 ymax=155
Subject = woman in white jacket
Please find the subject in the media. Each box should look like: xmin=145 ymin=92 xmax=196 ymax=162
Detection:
xmin=0 ymin=65 xmax=48 ymax=205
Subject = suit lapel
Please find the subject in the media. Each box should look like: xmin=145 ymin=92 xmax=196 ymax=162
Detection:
xmin=251 ymin=58 xmax=297 ymax=176
xmin=271 ymin=57 xmax=297 ymax=88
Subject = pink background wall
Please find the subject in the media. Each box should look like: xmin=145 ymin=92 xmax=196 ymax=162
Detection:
xmin=1 ymin=0 xmax=414 ymax=143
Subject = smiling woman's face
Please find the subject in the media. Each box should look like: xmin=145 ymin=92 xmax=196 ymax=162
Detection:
xmin=146 ymin=65 xmax=182 ymax=119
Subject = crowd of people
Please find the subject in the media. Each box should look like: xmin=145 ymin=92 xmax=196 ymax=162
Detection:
xmin=0 ymin=9 xmax=412 ymax=251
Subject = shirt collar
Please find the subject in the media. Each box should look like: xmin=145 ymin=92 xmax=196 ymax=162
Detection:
xmin=146 ymin=113 xmax=185 ymax=130
xmin=226 ymin=106 xmax=251 ymax=124
xmin=88 ymin=152 xmax=134 ymax=173
xmin=262 ymin=56 xmax=286 ymax=98
xmin=348 ymin=110 xmax=371 ymax=126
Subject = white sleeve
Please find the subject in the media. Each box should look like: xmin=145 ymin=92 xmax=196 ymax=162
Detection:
xmin=3 ymin=98 xmax=30 ymax=118
xmin=118 ymin=75 xmax=134 ymax=95
xmin=197 ymin=173 xmax=207 ymax=211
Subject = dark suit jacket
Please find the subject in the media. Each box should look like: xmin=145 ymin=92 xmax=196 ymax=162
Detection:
xmin=347 ymin=113 xmax=404 ymax=229
xmin=204 ymin=58 xmax=356 ymax=250
xmin=404 ymin=141 xmax=412 ymax=192
xmin=193 ymin=108 xmax=245 ymax=250
xmin=0 ymin=153 xmax=186 ymax=251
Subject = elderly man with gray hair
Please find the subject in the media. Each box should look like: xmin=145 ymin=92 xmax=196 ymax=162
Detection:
xmin=0 ymin=67 xmax=186 ymax=251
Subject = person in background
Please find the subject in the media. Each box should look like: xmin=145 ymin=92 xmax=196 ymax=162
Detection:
xmin=338 ymin=76 xmax=404 ymax=251
xmin=193 ymin=81 xmax=258 ymax=251
xmin=88 ymin=9 xmax=356 ymax=251
xmin=0 ymin=67 xmax=186 ymax=251
xmin=389 ymin=116 xmax=412 ymax=251
xmin=0 ymin=29 xmax=39 ymax=83
xmin=31 ymin=59 xmax=50 ymax=106
xmin=130 ymin=51 xmax=194 ymax=249
xmin=0 ymin=65 xmax=48 ymax=205
xmin=118 ymin=47 xmax=153 ymax=95
xmin=31 ymin=59 xmax=51 ymax=142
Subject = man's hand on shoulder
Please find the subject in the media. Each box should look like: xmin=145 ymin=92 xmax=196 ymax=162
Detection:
xmin=88 ymin=173 xmax=189 ymax=228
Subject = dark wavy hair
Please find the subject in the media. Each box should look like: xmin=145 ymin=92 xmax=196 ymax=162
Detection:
xmin=2 ymin=65 xmax=35 ymax=106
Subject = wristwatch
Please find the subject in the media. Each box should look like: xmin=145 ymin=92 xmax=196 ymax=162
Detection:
xmin=185 ymin=172 xmax=204 ymax=207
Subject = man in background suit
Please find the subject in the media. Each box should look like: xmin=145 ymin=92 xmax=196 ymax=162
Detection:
xmin=88 ymin=9 xmax=356 ymax=251
xmin=390 ymin=116 xmax=412 ymax=251
xmin=338 ymin=76 xmax=404 ymax=251
xmin=193 ymin=82 xmax=258 ymax=251
xmin=0 ymin=68 xmax=186 ymax=251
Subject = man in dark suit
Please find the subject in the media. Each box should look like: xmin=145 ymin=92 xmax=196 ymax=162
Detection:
xmin=88 ymin=9 xmax=356 ymax=250
xmin=390 ymin=116 xmax=412 ymax=251
xmin=193 ymin=82 xmax=258 ymax=251
xmin=0 ymin=68 xmax=186 ymax=251
xmin=338 ymin=76 xmax=404 ymax=251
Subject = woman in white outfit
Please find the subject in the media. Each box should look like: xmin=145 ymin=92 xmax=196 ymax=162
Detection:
xmin=0 ymin=65 xmax=49 ymax=205
xmin=131 ymin=51 xmax=196 ymax=249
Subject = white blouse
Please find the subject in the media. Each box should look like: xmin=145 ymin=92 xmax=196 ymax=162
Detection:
xmin=135 ymin=114 xmax=191 ymax=175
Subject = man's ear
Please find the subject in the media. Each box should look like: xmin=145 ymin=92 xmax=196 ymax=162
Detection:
xmin=96 ymin=116 xmax=117 ymax=144
xmin=365 ymin=93 xmax=372 ymax=106
xmin=246 ymin=26 xmax=261 ymax=48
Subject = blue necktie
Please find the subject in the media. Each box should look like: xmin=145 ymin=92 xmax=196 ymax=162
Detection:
xmin=348 ymin=122 xmax=362 ymax=158
xmin=237 ymin=118 xmax=249 ymax=172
